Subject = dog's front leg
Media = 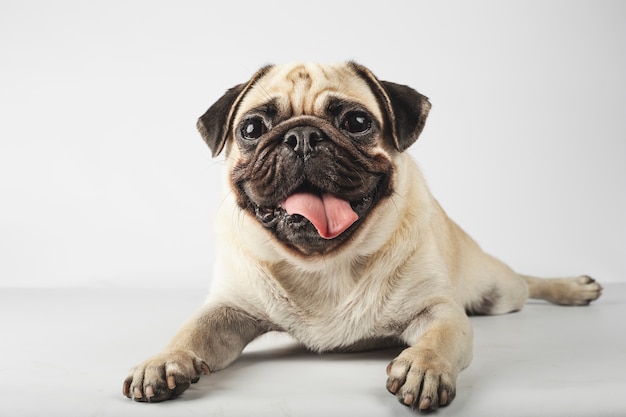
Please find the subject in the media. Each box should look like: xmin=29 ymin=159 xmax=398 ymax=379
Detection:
xmin=386 ymin=302 xmax=473 ymax=412
xmin=123 ymin=303 xmax=267 ymax=402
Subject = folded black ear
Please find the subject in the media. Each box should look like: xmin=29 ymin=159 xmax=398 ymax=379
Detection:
xmin=197 ymin=65 xmax=274 ymax=157
xmin=196 ymin=83 xmax=246 ymax=157
xmin=379 ymin=81 xmax=431 ymax=152
xmin=349 ymin=62 xmax=431 ymax=152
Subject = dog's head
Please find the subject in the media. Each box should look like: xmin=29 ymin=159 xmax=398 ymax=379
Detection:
xmin=197 ymin=62 xmax=430 ymax=255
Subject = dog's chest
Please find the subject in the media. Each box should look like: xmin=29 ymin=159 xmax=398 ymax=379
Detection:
xmin=261 ymin=261 xmax=397 ymax=351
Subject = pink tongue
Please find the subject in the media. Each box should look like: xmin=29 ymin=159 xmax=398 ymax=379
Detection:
xmin=282 ymin=192 xmax=358 ymax=239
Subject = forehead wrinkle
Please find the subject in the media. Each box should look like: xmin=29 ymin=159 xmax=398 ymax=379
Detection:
xmin=237 ymin=63 xmax=382 ymax=121
xmin=286 ymin=64 xmax=328 ymax=115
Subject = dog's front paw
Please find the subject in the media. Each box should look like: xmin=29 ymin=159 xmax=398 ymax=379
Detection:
xmin=386 ymin=348 xmax=457 ymax=412
xmin=123 ymin=351 xmax=210 ymax=402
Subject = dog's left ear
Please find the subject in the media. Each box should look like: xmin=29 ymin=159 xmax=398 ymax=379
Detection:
xmin=350 ymin=63 xmax=431 ymax=152
xmin=197 ymin=65 xmax=274 ymax=157
xmin=379 ymin=80 xmax=431 ymax=151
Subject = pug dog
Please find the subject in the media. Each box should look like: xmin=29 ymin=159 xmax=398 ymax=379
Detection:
xmin=122 ymin=62 xmax=602 ymax=411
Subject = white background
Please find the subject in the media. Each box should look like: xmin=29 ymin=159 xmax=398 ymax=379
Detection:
xmin=1 ymin=0 xmax=624 ymax=288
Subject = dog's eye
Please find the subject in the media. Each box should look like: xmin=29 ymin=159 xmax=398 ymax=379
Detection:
xmin=241 ymin=118 xmax=267 ymax=140
xmin=341 ymin=111 xmax=371 ymax=134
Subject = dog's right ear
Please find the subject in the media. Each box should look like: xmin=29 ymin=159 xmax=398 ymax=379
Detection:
xmin=196 ymin=83 xmax=246 ymax=157
xmin=197 ymin=65 xmax=273 ymax=157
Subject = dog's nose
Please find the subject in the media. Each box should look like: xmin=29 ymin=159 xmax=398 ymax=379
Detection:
xmin=283 ymin=126 xmax=324 ymax=157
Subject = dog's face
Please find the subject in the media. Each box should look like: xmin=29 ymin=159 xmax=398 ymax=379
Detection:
xmin=197 ymin=62 xmax=431 ymax=255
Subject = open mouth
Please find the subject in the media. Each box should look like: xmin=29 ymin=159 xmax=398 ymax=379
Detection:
xmin=253 ymin=182 xmax=375 ymax=240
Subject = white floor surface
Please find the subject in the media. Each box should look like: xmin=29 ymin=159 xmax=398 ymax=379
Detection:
xmin=1 ymin=284 xmax=625 ymax=417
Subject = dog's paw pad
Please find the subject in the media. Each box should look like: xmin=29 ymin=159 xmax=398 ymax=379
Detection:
xmin=386 ymin=349 xmax=457 ymax=411
xmin=123 ymin=351 xmax=210 ymax=403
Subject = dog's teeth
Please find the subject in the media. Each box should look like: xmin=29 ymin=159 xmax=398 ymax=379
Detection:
xmin=254 ymin=205 xmax=281 ymax=228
